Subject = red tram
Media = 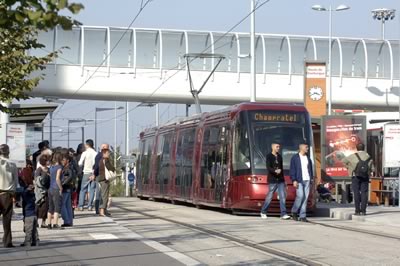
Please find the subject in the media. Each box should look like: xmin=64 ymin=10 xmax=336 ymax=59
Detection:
xmin=136 ymin=103 xmax=316 ymax=213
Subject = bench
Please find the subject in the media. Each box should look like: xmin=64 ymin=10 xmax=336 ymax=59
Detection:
xmin=371 ymin=190 xmax=392 ymax=207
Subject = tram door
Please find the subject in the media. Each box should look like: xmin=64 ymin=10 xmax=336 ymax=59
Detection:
xmin=215 ymin=126 xmax=230 ymax=203
xmin=156 ymin=133 xmax=173 ymax=196
xmin=176 ymin=128 xmax=196 ymax=200
xmin=201 ymin=125 xmax=229 ymax=203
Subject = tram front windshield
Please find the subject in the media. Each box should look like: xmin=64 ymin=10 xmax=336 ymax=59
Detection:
xmin=232 ymin=110 xmax=312 ymax=176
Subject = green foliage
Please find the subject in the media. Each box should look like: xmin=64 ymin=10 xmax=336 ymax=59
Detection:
xmin=0 ymin=0 xmax=83 ymax=114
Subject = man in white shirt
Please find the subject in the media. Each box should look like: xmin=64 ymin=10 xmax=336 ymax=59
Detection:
xmin=78 ymin=139 xmax=98 ymax=211
xmin=289 ymin=142 xmax=313 ymax=222
xmin=0 ymin=144 xmax=18 ymax=248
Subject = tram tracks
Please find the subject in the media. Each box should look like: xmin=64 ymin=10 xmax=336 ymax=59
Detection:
xmin=309 ymin=220 xmax=400 ymax=241
xmin=113 ymin=203 xmax=326 ymax=266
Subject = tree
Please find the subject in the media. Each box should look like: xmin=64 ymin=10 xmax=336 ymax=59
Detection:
xmin=0 ymin=0 xmax=84 ymax=115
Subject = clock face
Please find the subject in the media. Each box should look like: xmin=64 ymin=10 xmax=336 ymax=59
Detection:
xmin=308 ymin=86 xmax=323 ymax=101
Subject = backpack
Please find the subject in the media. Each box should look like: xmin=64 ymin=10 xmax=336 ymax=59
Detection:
xmin=354 ymin=153 xmax=371 ymax=178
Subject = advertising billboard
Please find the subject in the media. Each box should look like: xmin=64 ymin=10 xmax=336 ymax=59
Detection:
xmin=383 ymin=123 xmax=400 ymax=168
xmin=321 ymin=115 xmax=367 ymax=180
xmin=6 ymin=123 xmax=27 ymax=168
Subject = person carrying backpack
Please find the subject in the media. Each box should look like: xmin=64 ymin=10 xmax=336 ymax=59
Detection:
xmin=343 ymin=143 xmax=375 ymax=216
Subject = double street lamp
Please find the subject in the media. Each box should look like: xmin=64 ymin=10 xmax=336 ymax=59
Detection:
xmin=312 ymin=4 xmax=350 ymax=115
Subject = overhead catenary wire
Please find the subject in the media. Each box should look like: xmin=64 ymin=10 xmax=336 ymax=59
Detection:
xmin=94 ymin=0 xmax=272 ymax=128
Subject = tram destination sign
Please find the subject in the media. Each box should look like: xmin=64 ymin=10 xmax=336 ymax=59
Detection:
xmin=383 ymin=123 xmax=400 ymax=168
xmin=253 ymin=112 xmax=302 ymax=123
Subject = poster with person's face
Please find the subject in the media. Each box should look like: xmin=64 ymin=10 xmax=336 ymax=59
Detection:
xmin=321 ymin=116 xmax=367 ymax=180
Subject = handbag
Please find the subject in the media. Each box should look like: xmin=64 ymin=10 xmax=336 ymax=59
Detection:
xmin=105 ymin=162 xmax=116 ymax=181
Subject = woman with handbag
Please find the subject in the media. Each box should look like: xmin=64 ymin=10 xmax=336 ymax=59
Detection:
xmin=96 ymin=146 xmax=116 ymax=217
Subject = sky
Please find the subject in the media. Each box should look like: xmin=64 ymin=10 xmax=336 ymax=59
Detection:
xmin=32 ymin=0 xmax=400 ymax=152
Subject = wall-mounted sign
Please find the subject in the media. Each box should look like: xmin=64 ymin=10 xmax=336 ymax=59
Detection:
xmin=304 ymin=62 xmax=327 ymax=118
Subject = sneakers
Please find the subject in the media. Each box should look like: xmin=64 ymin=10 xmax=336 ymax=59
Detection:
xmin=260 ymin=213 xmax=268 ymax=219
xmin=291 ymin=213 xmax=298 ymax=221
xmin=78 ymin=207 xmax=84 ymax=211
xmin=299 ymin=217 xmax=309 ymax=223
xmin=281 ymin=214 xmax=291 ymax=220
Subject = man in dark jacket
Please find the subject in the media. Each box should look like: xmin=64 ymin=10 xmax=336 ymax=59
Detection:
xmin=290 ymin=142 xmax=313 ymax=222
xmin=260 ymin=143 xmax=290 ymax=220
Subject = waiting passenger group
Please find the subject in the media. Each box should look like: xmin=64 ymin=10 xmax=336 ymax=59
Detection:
xmin=0 ymin=139 xmax=115 ymax=248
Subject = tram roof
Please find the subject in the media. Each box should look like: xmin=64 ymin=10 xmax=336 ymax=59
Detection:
xmin=140 ymin=102 xmax=308 ymax=136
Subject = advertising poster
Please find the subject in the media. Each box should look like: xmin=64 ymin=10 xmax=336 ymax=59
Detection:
xmin=383 ymin=123 xmax=400 ymax=168
xmin=321 ymin=115 xmax=367 ymax=180
xmin=6 ymin=123 xmax=26 ymax=168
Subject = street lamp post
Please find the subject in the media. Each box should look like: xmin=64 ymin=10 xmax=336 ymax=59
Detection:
xmin=312 ymin=4 xmax=350 ymax=115
xmin=67 ymin=119 xmax=94 ymax=148
xmin=94 ymin=106 xmax=123 ymax=151
xmin=250 ymin=0 xmax=256 ymax=102
xmin=371 ymin=8 xmax=396 ymax=40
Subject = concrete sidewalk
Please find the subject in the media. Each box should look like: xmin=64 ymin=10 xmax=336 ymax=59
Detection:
xmin=0 ymin=207 xmax=200 ymax=266
xmin=317 ymin=202 xmax=400 ymax=223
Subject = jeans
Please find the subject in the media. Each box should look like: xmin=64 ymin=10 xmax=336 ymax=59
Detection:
xmin=260 ymin=182 xmax=287 ymax=216
xmin=61 ymin=189 xmax=73 ymax=225
xmin=291 ymin=181 xmax=310 ymax=218
xmin=78 ymin=173 xmax=95 ymax=208
xmin=24 ymin=216 xmax=38 ymax=246
xmin=352 ymin=176 xmax=369 ymax=213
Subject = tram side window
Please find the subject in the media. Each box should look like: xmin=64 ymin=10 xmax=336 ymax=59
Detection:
xmin=232 ymin=115 xmax=251 ymax=175
xmin=201 ymin=125 xmax=230 ymax=189
xmin=155 ymin=135 xmax=164 ymax=185
xmin=177 ymin=128 xmax=196 ymax=187
xmin=137 ymin=140 xmax=144 ymax=182
xmin=201 ymin=126 xmax=220 ymax=189
xmin=175 ymin=133 xmax=183 ymax=186
xmin=157 ymin=133 xmax=172 ymax=185
xmin=140 ymin=137 xmax=154 ymax=185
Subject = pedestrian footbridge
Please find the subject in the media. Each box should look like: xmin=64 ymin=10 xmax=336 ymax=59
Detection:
xmin=32 ymin=26 xmax=400 ymax=110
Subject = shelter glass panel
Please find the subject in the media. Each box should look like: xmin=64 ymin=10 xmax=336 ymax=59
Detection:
xmin=136 ymin=30 xmax=160 ymax=69
xmin=366 ymin=41 xmax=391 ymax=79
xmin=341 ymin=40 xmax=366 ymax=78
xmin=84 ymin=28 xmax=107 ymax=66
xmin=109 ymin=29 xmax=134 ymax=67
xmin=264 ymin=36 xmax=287 ymax=74
xmin=32 ymin=31 xmax=54 ymax=58
xmin=55 ymin=28 xmax=81 ymax=64
xmin=162 ymin=31 xmax=186 ymax=69
xmin=187 ymin=32 xmax=213 ymax=71
xmin=390 ymin=41 xmax=400 ymax=79
xmin=290 ymin=38 xmax=313 ymax=75
xmin=213 ymin=33 xmax=238 ymax=73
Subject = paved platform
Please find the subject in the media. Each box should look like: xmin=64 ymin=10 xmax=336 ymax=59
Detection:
xmin=316 ymin=202 xmax=400 ymax=223
xmin=0 ymin=207 xmax=199 ymax=266
xmin=2 ymin=199 xmax=400 ymax=266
